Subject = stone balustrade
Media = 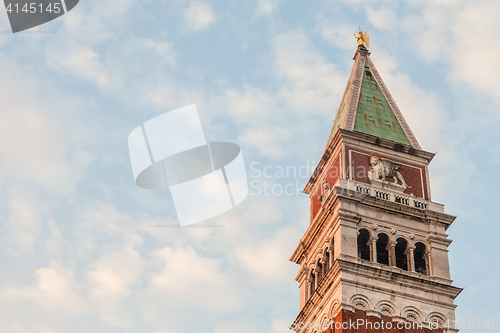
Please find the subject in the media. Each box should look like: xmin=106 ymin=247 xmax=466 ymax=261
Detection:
xmin=336 ymin=178 xmax=444 ymax=213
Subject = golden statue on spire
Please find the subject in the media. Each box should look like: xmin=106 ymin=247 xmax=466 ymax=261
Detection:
xmin=354 ymin=29 xmax=370 ymax=48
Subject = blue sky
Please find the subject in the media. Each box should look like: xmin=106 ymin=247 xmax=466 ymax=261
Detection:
xmin=0 ymin=0 xmax=499 ymax=332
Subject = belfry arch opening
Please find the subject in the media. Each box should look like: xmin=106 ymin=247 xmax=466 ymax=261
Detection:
xmin=414 ymin=242 xmax=427 ymax=275
xmin=395 ymin=238 xmax=408 ymax=271
xmin=357 ymin=229 xmax=371 ymax=260
xmin=376 ymin=233 xmax=390 ymax=265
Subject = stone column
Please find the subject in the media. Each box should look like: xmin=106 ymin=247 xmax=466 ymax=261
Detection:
xmin=370 ymin=236 xmax=378 ymax=263
xmin=328 ymin=249 xmax=334 ymax=267
xmin=425 ymin=250 xmax=433 ymax=276
xmin=389 ymin=241 xmax=397 ymax=266
xmin=306 ymin=278 xmax=312 ymax=300
xmin=408 ymin=246 xmax=415 ymax=272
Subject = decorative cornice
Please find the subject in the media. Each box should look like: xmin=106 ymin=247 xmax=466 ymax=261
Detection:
xmin=336 ymin=258 xmax=463 ymax=301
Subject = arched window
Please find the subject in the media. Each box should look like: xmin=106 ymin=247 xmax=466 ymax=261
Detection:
xmin=414 ymin=242 xmax=427 ymax=275
xmin=357 ymin=229 xmax=371 ymax=260
xmin=395 ymin=238 xmax=408 ymax=271
xmin=376 ymin=233 xmax=390 ymax=265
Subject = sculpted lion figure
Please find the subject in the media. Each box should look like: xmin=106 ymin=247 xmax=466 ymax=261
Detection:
xmin=369 ymin=153 xmax=411 ymax=189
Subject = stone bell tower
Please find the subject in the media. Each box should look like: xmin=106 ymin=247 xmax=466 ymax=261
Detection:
xmin=289 ymin=43 xmax=462 ymax=332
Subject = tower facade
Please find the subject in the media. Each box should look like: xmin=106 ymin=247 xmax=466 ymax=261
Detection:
xmin=290 ymin=45 xmax=461 ymax=333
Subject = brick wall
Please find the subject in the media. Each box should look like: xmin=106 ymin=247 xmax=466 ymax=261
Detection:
xmin=311 ymin=155 xmax=342 ymax=220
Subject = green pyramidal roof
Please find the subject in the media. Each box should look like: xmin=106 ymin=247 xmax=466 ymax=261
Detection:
xmin=325 ymin=46 xmax=420 ymax=150
xmin=353 ymin=66 xmax=411 ymax=145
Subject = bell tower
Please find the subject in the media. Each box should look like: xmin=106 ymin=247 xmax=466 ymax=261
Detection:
xmin=290 ymin=43 xmax=462 ymax=332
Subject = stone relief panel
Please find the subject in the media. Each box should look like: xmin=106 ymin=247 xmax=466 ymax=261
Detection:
xmin=346 ymin=147 xmax=428 ymax=199
xmin=369 ymin=153 xmax=411 ymax=190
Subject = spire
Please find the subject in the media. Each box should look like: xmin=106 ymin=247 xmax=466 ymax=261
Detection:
xmin=326 ymin=45 xmax=421 ymax=149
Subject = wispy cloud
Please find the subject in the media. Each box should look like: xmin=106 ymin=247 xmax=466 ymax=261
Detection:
xmin=183 ymin=1 xmax=216 ymax=31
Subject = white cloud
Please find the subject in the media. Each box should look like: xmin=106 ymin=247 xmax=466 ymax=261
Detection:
xmin=62 ymin=0 xmax=135 ymax=43
xmin=225 ymin=86 xmax=276 ymax=120
xmin=0 ymin=56 xmax=90 ymax=193
xmin=148 ymin=246 xmax=241 ymax=311
xmin=49 ymin=44 xmax=109 ymax=86
xmin=366 ymin=7 xmax=397 ymax=31
xmin=232 ymin=228 xmax=298 ymax=285
xmin=216 ymin=29 xmax=349 ymax=159
xmin=6 ymin=194 xmax=44 ymax=251
xmin=183 ymin=1 xmax=216 ymax=31
xmin=0 ymin=263 xmax=89 ymax=333
xmin=239 ymin=127 xmax=291 ymax=158
xmin=223 ymin=86 xmax=287 ymax=157
xmin=449 ymin=0 xmax=500 ymax=103
xmin=144 ymin=39 xmax=177 ymax=65
xmin=370 ymin=0 xmax=500 ymax=105
xmin=45 ymin=220 xmax=63 ymax=255
xmin=404 ymin=7 xmax=453 ymax=61
xmin=86 ymin=245 xmax=144 ymax=329
xmin=271 ymin=317 xmax=295 ymax=333
xmin=254 ymin=0 xmax=282 ymax=16
xmin=144 ymin=82 xmax=205 ymax=111
xmin=272 ymin=29 xmax=346 ymax=114
xmin=318 ymin=21 xmax=357 ymax=50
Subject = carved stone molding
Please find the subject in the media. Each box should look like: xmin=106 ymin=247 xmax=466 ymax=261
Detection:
xmin=427 ymin=312 xmax=447 ymax=329
xmin=329 ymin=299 xmax=341 ymax=319
xmin=375 ymin=300 xmax=399 ymax=317
xmin=350 ymin=294 xmax=372 ymax=311
xmin=402 ymin=306 xmax=424 ymax=322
